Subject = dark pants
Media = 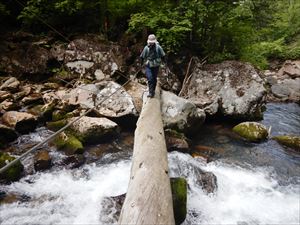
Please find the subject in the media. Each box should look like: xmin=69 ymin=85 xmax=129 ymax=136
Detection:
xmin=145 ymin=66 xmax=159 ymax=95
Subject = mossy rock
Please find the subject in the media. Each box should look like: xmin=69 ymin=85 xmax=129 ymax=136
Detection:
xmin=233 ymin=122 xmax=269 ymax=142
xmin=52 ymin=110 xmax=67 ymax=121
xmin=0 ymin=152 xmax=24 ymax=182
xmin=52 ymin=132 xmax=84 ymax=155
xmin=170 ymin=177 xmax=187 ymax=225
xmin=273 ymin=135 xmax=300 ymax=152
xmin=46 ymin=119 xmax=68 ymax=131
xmin=28 ymin=103 xmax=55 ymax=121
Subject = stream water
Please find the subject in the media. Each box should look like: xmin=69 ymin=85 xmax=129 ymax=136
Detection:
xmin=0 ymin=103 xmax=299 ymax=225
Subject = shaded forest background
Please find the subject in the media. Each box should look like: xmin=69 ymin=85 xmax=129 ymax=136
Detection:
xmin=1 ymin=0 xmax=299 ymax=69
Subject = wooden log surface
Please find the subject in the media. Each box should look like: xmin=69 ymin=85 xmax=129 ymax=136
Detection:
xmin=118 ymin=85 xmax=175 ymax=225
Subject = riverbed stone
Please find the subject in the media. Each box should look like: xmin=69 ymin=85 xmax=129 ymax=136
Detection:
xmin=52 ymin=132 xmax=84 ymax=155
xmin=0 ymin=91 xmax=12 ymax=102
xmin=273 ymin=135 xmax=300 ymax=152
xmin=170 ymin=177 xmax=187 ymax=225
xmin=184 ymin=60 xmax=266 ymax=120
xmin=277 ymin=60 xmax=300 ymax=79
xmin=34 ymin=150 xmax=52 ymax=171
xmin=233 ymin=122 xmax=269 ymax=142
xmin=69 ymin=116 xmax=119 ymax=143
xmin=161 ymin=90 xmax=206 ymax=133
xmin=165 ymin=129 xmax=190 ymax=153
xmin=28 ymin=103 xmax=55 ymax=122
xmin=195 ymin=170 xmax=218 ymax=194
xmin=0 ymin=77 xmax=20 ymax=92
xmin=2 ymin=111 xmax=37 ymax=134
xmin=0 ymin=152 xmax=24 ymax=182
xmin=0 ymin=124 xmax=18 ymax=147
xmin=100 ymin=194 xmax=126 ymax=224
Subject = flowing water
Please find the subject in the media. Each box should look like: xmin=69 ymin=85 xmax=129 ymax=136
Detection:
xmin=0 ymin=103 xmax=299 ymax=225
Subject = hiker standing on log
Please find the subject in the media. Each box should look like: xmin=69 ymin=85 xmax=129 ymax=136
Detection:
xmin=140 ymin=34 xmax=166 ymax=98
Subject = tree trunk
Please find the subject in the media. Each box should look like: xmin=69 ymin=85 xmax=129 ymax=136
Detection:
xmin=118 ymin=84 xmax=175 ymax=225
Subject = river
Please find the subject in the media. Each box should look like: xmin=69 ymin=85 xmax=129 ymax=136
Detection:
xmin=0 ymin=103 xmax=299 ymax=225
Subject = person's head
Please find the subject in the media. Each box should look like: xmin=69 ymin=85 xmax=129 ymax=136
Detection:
xmin=147 ymin=34 xmax=157 ymax=46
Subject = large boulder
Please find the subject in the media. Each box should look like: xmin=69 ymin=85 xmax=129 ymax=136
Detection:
xmin=161 ymin=90 xmax=205 ymax=133
xmin=48 ymin=81 xmax=137 ymax=118
xmin=273 ymin=135 xmax=300 ymax=152
xmin=2 ymin=111 xmax=37 ymax=134
xmin=69 ymin=116 xmax=119 ymax=143
xmin=124 ymin=81 xmax=147 ymax=114
xmin=0 ymin=39 xmax=53 ymax=80
xmin=0 ymin=124 xmax=18 ymax=147
xmin=184 ymin=60 xmax=266 ymax=120
xmin=233 ymin=122 xmax=269 ymax=142
xmin=52 ymin=35 xmax=126 ymax=80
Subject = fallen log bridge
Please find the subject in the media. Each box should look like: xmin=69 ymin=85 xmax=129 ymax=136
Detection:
xmin=118 ymin=85 xmax=175 ymax=225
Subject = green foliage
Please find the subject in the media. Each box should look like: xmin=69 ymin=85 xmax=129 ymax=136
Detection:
xmin=5 ymin=0 xmax=300 ymax=68
xmin=0 ymin=2 xmax=9 ymax=16
xmin=128 ymin=6 xmax=192 ymax=52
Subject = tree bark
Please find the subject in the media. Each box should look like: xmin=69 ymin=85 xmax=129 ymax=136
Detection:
xmin=118 ymin=84 xmax=175 ymax=225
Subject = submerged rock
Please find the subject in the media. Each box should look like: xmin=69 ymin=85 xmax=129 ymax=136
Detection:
xmin=100 ymin=194 xmax=126 ymax=224
xmin=184 ymin=60 xmax=266 ymax=120
xmin=0 ymin=152 xmax=24 ymax=182
xmin=34 ymin=150 xmax=52 ymax=171
xmin=194 ymin=170 xmax=218 ymax=194
xmin=52 ymin=132 xmax=84 ymax=155
xmin=2 ymin=111 xmax=37 ymax=134
xmin=161 ymin=90 xmax=205 ymax=133
xmin=170 ymin=177 xmax=187 ymax=225
xmin=273 ymin=135 xmax=300 ymax=152
xmin=233 ymin=122 xmax=269 ymax=142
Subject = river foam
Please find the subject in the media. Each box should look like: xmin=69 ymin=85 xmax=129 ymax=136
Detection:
xmin=169 ymin=152 xmax=300 ymax=225
xmin=0 ymin=159 xmax=131 ymax=224
xmin=1 ymin=151 xmax=299 ymax=225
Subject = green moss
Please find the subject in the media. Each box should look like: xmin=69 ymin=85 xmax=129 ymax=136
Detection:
xmin=170 ymin=177 xmax=187 ymax=225
xmin=29 ymin=103 xmax=55 ymax=121
xmin=233 ymin=122 xmax=268 ymax=142
xmin=0 ymin=152 xmax=24 ymax=182
xmin=53 ymin=132 xmax=84 ymax=155
xmin=52 ymin=110 xmax=67 ymax=121
xmin=273 ymin=135 xmax=300 ymax=152
xmin=47 ymin=119 xmax=68 ymax=131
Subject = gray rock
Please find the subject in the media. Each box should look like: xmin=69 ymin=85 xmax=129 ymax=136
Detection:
xmin=69 ymin=116 xmax=119 ymax=143
xmin=161 ymin=90 xmax=205 ymax=133
xmin=53 ymin=81 xmax=137 ymax=118
xmin=185 ymin=60 xmax=266 ymax=120
xmin=271 ymin=78 xmax=300 ymax=102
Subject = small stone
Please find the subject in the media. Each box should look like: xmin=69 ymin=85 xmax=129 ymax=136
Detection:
xmin=34 ymin=151 xmax=52 ymax=171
